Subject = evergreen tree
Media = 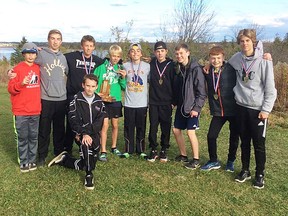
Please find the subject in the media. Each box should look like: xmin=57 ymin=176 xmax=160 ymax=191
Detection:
xmin=10 ymin=37 xmax=28 ymax=66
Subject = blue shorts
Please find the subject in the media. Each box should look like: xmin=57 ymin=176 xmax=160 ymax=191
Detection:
xmin=174 ymin=107 xmax=200 ymax=130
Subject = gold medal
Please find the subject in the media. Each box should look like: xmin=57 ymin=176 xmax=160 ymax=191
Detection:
xmin=244 ymin=76 xmax=249 ymax=83
xmin=213 ymin=94 xmax=218 ymax=100
xmin=159 ymin=78 xmax=163 ymax=85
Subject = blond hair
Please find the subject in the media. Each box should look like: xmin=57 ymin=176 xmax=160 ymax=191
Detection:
xmin=109 ymin=45 xmax=122 ymax=56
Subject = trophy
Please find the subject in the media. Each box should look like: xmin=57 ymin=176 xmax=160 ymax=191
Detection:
xmin=100 ymin=80 xmax=115 ymax=102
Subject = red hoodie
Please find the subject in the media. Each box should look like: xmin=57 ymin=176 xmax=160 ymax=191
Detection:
xmin=8 ymin=61 xmax=41 ymax=115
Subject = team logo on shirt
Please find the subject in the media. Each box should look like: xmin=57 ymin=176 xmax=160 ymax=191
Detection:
xmin=27 ymin=70 xmax=40 ymax=88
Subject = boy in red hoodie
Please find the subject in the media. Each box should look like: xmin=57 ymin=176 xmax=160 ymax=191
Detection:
xmin=8 ymin=42 xmax=41 ymax=173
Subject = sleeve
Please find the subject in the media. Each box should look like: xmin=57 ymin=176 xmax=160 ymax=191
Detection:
xmin=261 ymin=60 xmax=277 ymax=113
xmin=94 ymin=62 xmax=106 ymax=93
xmin=192 ymin=66 xmax=207 ymax=112
xmin=118 ymin=76 xmax=127 ymax=91
xmin=92 ymin=100 xmax=107 ymax=133
xmin=7 ymin=68 xmax=23 ymax=95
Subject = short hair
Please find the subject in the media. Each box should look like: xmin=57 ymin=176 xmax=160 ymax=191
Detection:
xmin=237 ymin=29 xmax=257 ymax=46
xmin=81 ymin=35 xmax=96 ymax=46
xmin=109 ymin=44 xmax=122 ymax=56
xmin=209 ymin=46 xmax=225 ymax=56
xmin=82 ymin=74 xmax=98 ymax=84
xmin=175 ymin=43 xmax=189 ymax=52
xmin=48 ymin=29 xmax=62 ymax=40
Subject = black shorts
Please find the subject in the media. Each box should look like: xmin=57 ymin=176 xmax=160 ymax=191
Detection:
xmin=104 ymin=102 xmax=123 ymax=119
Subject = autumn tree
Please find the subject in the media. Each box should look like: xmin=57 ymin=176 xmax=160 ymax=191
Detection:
xmin=172 ymin=0 xmax=215 ymax=43
xmin=110 ymin=20 xmax=134 ymax=43
xmin=230 ymin=23 xmax=265 ymax=40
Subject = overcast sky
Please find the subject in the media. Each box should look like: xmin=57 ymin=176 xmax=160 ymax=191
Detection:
xmin=1 ymin=0 xmax=287 ymax=42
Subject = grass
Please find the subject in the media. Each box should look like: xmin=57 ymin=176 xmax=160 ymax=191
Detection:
xmin=0 ymin=84 xmax=287 ymax=215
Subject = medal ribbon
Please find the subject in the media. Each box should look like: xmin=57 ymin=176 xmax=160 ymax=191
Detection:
xmin=82 ymin=53 xmax=93 ymax=74
xmin=241 ymin=58 xmax=257 ymax=77
xmin=131 ymin=61 xmax=142 ymax=84
xmin=155 ymin=60 xmax=171 ymax=79
xmin=212 ymin=67 xmax=222 ymax=94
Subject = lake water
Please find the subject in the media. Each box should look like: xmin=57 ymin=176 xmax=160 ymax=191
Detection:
xmin=0 ymin=47 xmax=108 ymax=60
xmin=0 ymin=47 xmax=14 ymax=60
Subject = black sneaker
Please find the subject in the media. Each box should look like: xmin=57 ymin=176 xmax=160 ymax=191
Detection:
xmin=147 ymin=150 xmax=158 ymax=162
xmin=175 ymin=155 xmax=188 ymax=162
xmin=20 ymin=164 xmax=29 ymax=173
xmin=48 ymin=151 xmax=67 ymax=167
xmin=253 ymin=174 xmax=265 ymax=189
xmin=84 ymin=174 xmax=94 ymax=190
xmin=184 ymin=159 xmax=200 ymax=170
xmin=235 ymin=170 xmax=251 ymax=183
xmin=159 ymin=150 xmax=168 ymax=163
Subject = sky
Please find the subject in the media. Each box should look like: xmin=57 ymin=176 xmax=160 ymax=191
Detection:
xmin=1 ymin=0 xmax=288 ymax=43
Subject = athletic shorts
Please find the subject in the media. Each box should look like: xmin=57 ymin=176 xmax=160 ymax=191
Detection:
xmin=104 ymin=102 xmax=123 ymax=119
xmin=174 ymin=107 xmax=199 ymax=130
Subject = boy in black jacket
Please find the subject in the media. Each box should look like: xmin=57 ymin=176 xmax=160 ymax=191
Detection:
xmin=201 ymin=46 xmax=239 ymax=172
xmin=48 ymin=74 xmax=107 ymax=190
xmin=173 ymin=44 xmax=206 ymax=169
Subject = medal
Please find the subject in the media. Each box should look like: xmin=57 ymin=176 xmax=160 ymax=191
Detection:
xmin=241 ymin=58 xmax=257 ymax=83
xmin=212 ymin=67 xmax=221 ymax=100
xmin=155 ymin=60 xmax=171 ymax=85
xmin=244 ymin=76 xmax=249 ymax=83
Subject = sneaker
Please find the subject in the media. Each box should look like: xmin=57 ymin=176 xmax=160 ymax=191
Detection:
xmin=235 ymin=170 xmax=251 ymax=183
xmin=184 ymin=159 xmax=200 ymax=170
xmin=175 ymin=155 xmax=188 ymax=162
xmin=29 ymin=163 xmax=37 ymax=171
xmin=200 ymin=161 xmax=221 ymax=171
xmin=111 ymin=148 xmax=122 ymax=156
xmin=84 ymin=174 xmax=94 ymax=190
xmin=120 ymin=152 xmax=130 ymax=159
xmin=20 ymin=164 xmax=29 ymax=173
xmin=48 ymin=151 xmax=68 ymax=167
xmin=147 ymin=150 xmax=158 ymax=162
xmin=253 ymin=174 xmax=265 ymax=189
xmin=225 ymin=160 xmax=235 ymax=172
xmin=159 ymin=150 xmax=168 ymax=163
xmin=99 ymin=152 xmax=108 ymax=162
xmin=139 ymin=152 xmax=148 ymax=159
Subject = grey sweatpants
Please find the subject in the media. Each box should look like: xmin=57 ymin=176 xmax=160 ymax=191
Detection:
xmin=14 ymin=115 xmax=40 ymax=165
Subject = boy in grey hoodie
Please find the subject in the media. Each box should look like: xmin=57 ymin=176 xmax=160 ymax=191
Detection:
xmin=228 ymin=29 xmax=277 ymax=189
xmin=35 ymin=29 xmax=68 ymax=165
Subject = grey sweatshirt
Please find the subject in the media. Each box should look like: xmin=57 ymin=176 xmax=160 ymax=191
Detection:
xmin=35 ymin=47 xmax=68 ymax=101
xmin=228 ymin=41 xmax=277 ymax=113
xmin=123 ymin=60 xmax=150 ymax=108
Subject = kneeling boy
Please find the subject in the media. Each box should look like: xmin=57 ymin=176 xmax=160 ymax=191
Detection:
xmin=48 ymin=74 xmax=107 ymax=190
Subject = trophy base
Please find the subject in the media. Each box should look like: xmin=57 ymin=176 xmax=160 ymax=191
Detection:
xmin=101 ymin=95 xmax=116 ymax=102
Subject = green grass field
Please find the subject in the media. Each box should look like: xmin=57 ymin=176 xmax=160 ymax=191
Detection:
xmin=0 ymin=84 xmax=287 ymax=215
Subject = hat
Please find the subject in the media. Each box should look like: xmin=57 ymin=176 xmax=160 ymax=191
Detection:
xmin=21 ymin=42 xmax=38 ymax=54
xmin=129 ymin=43 xmax=142 ymax=51
xmin=154 ymin=41 xmax=167 ymax=50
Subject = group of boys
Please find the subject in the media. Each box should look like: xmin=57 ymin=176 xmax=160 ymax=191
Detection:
xmin=8 ymin=28 xmax=276 ymax=190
